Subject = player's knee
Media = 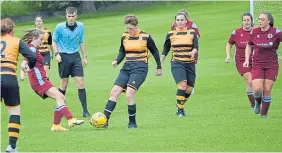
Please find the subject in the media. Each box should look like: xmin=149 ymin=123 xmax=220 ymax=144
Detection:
xmin=186 ymin=86 xmax=193 ymax=94
xmin=76 ymin=79 xmax=84 ymax=89
xmin=263 ymin=86 xmax=272 ymax=95
xmin=76 ymin=81 xmax=84 ymax=88
xmin=126 ymin=93 xmax=134 ymax=101
xmin=177 ymin=81 xmax=187 ymax=90
xmin=7 ymin=105 xmax=20 ymax=116
xmin=247 ymin=80 xmax=253 ymax=89
xmin=125 ymin=87 xmax=136 ymax=101
xmin=253 ymin=87 xmax=263 ymax=95
xmin=110 ymin=89 xmax=120 ymax=99
xmin=60 ymin=79 xmax=69 ymax=90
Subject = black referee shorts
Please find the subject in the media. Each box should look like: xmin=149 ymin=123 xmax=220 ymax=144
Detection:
xmin=58 ymin=52 xmax=84 ymax=78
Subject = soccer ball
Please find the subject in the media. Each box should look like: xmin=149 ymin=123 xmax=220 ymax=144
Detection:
xmin=90 ymin=112 xmax=107 ymax=128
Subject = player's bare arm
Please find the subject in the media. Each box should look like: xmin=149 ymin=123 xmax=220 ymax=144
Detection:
xmin=52 ymin=40 xmax=62 ymax=63
xmin=79 ymin=42 xmax=87 ymax=67
xmin=243 ymin=44 xmax=252 ymax=67
xmin=225 ymin=43 xmax=232 ymax=63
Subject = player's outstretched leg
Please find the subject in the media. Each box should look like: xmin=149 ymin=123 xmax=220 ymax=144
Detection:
xmin=45 ymin=87 xmax=84 ymax=130
xmin=103 ymin=85 xmax=123 ymax=128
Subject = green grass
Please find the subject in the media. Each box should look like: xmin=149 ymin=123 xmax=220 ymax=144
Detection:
xmin=1 ymin=1 xmax=282 ymax=152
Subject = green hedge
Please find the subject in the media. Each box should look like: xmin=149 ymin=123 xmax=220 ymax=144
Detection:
xmin=1 ymin=1 xmax=41 ymax=17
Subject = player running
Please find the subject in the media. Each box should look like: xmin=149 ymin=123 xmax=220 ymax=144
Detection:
xmin=161 ymin=12 xmax=199 ymax=117
xmin=243 ymin=12 xmax=282 ymax=119
xmin=225 ymin=13 xmax=255 ymax=110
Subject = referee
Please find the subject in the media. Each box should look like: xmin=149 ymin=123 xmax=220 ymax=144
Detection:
xmin=52 ymin=7 xmax=90 ymax=118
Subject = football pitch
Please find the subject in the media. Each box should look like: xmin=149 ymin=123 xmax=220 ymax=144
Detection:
xmin=1 ymin=1 xmax=282 ymax=152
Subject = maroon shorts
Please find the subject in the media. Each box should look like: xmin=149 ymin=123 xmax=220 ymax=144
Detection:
xmin=30 ymin=79 xmax=53 ymax=99
xmin=252 ymin=68 xmax=279 ymax=81
xmin=236 ymin=63 xmax=251 ymax=76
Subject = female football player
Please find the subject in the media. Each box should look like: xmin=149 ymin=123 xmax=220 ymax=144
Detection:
xmin=161 ymin=12 xmax=199 ymax=117
xmin=243 ymin=12 xmax=282 ymax=119
xmin=1 ymin=18 xmax=36 ymax=153
xmin=171 ymin=10 xmax=200 ymax=94
xmin=225 ymin=13 xmax=255 ymax=110
xmin=20 ymin=29 xmax=84 ymax=131
xmin=20 ymin=16 xmax=54 ymax=81
xmin=103 ymin=14 xmax=162 ymax=129
xmin=171 ymin=10 xmax=200 ymax=38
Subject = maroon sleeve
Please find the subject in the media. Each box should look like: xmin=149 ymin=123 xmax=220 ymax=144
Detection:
xmin=189 ymin=22 xmax=200 ymax=37
xmin=194 ymin=28 xmax=200 ymax=37
xmin=228 ymin=30 xmax=236 ymax=45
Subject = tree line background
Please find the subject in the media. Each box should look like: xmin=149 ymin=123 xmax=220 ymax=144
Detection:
xmin=1 ymin=1 xmax=165 ymax=23
xmin=1 ymin=1 xmax=122 ymax=17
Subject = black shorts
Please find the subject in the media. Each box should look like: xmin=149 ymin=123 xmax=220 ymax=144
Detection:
xmin=114 ymin=62 xmax=148 ymax=90
xmin=171 ymin=61 xmax=196 ymax=87
xmin=40 ymin=52 xmax=51 ymax=67
xmin=1 ymin=75 xmax=20 ymax=106
xmin=58 ymin=52 xmax=84 ymax=78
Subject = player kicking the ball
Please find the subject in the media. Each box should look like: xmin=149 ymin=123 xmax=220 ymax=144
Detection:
xmin=20 ymin=29 xmax=84 ymax=131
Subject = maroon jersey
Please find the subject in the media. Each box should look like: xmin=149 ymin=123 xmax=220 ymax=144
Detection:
xmin=171 ymin=20 xmax=200 ymax=37
xmin=248 ymin=27 xmax=282 ymax=69
xmin=25 ymin=44 xmax=48 ymax=88
xmin=228 ymin=27 xmax=251 ymax=63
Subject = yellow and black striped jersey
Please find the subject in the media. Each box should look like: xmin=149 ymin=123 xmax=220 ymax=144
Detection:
xmin=162 ymin=28 xmax=198 ymax=63
xmin=116 ymin=30 xmax=161 ymax=69
xmin=1 ymin=34 xmax=36 ymax=75
xmin=38 ymin=28 xmax=52 ymax=53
